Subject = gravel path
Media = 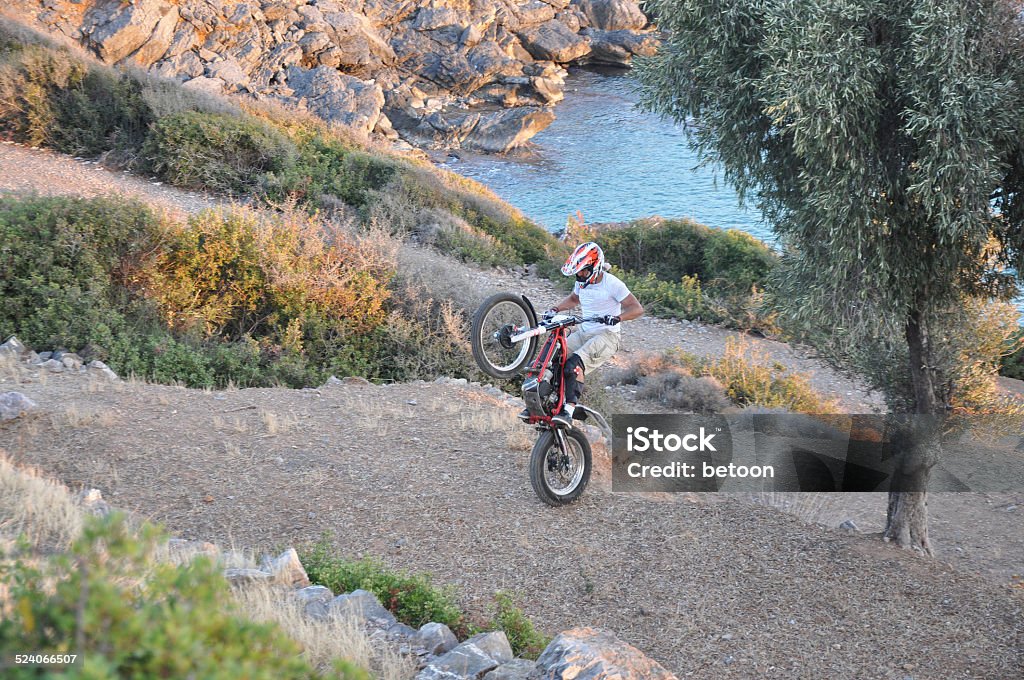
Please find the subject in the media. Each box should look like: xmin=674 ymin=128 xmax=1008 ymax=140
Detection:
xmin=2 ymin=369 xmax=1021 ymax=680
xmin=0 ymin=141 xmax=225 ymax=218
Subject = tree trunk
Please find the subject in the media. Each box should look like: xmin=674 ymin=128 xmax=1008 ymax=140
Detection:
xmin=885 ymin=307 xmax=942 ymax=556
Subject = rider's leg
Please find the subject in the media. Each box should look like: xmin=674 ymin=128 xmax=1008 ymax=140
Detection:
xmin=554 ymin=332 xmax=621 ymax=423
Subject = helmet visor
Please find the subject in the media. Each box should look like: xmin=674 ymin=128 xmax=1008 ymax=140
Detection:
xmin=575 ymin=265 xmax=594 ymax=283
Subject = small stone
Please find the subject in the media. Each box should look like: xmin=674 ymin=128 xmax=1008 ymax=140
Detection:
xmin=0 ymin=392 xmax=38 ymax=421
xmin=838 ymin=519 xmax=859 ymax=532
xmin=40 ymin=359 xmax=64 ymax=373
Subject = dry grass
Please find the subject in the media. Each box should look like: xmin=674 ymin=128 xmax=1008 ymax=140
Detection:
xmin=260 ymin=408 xmax=299 ymax=435
xmin=0 ymin=453 xmax=83 ymax=551
xmin=51 ymin=403 xmax=120 ymax=429
xmin=231 ymin=580 xmax=415 ymax=680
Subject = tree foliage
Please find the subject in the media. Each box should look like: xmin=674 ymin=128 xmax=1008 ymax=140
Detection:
xmin=636 ymin=0 xmax=1024 ymax=413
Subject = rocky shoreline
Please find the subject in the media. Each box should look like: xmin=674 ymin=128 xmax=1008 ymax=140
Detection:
xmin=8 ymin=0 xmax=659 ymax=153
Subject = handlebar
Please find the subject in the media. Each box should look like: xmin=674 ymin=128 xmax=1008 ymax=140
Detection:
xmin=509 ymin=314 xmax=604 ymax=344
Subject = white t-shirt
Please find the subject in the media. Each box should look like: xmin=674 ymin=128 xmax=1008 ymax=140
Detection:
xmin=574 ymin=271 xmax=631 ymax=334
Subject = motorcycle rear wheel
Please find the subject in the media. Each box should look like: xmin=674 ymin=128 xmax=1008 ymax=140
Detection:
xmin=470 ymin=292 xmax=539 ymax=379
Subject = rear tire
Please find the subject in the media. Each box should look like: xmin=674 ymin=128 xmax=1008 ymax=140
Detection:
xmin=529 ymin=427 xmax=592 ymax=506
xmin=471 ymin=292 xmax=539 ymax=379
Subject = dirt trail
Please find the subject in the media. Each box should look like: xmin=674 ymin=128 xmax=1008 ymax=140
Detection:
xmin=0 ymin=141 xmax=225 ymax=219
xmin=1 ymin=368 xmax=1021 ymax=680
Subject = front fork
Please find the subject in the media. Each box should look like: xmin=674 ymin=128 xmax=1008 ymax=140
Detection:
xmin=549 ymin=427 xmax=571 ymax=471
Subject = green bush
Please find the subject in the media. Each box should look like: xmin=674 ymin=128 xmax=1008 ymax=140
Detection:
xmin=999 ymin=327 xmax=1024 ymax=380
xmin=613 ymin=268 xmax=712 ymax=320
xmin=301 ymin=539 xmax=466 ymax=632
xmin=0 ymin=513 xmax=364 ymax=679
xmin=300 ymin=539 xmax=551 ymax=658
xmin=599 ymin=218 xmax=776 ymax=292
xmin=480 ymin=592 xmax=551 ymax=659
xmin=0 ymin=195 xmax=159 ymax=353
xmin=144 ymin=111 xmax=298 ymax=194
xmin=0 ymin=41 xmax=153 ymax=159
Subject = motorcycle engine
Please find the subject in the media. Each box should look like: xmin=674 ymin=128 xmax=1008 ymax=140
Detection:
xmin=522 ymin=369 xmax=553 ymax=416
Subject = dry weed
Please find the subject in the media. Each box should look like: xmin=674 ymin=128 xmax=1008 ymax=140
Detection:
xmin=0 ymin=453 xmax=83 ymax=551
xmin=231 ymin=581 xmax=415 ymax=679
xmin=260 ymin=409 xmax=298 ymax=435
xmin=52 ymin=403 xmax=119 ymax=429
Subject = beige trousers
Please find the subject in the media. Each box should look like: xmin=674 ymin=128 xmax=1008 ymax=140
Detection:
xmin=565 ymin=328 xmax=621 ymax=374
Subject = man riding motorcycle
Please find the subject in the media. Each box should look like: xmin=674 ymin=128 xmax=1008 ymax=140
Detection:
xmin=540 ymin=241 xmax=644 ymax=427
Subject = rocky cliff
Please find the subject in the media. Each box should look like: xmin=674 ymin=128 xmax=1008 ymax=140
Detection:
xmin=7 ymin=0 xmax=659 ymax=152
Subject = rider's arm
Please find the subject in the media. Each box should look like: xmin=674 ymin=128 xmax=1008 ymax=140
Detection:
xmin=549 ymin=292 xmax=580 ymax=314
xmin=618 ymin=294 xmax=644 ymax=322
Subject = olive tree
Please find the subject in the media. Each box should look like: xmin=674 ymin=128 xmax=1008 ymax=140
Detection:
xmin=636 ymin=0 xmax=1024 ymax=553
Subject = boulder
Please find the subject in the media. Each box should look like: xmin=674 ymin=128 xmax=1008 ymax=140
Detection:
xmin=293 ymin=584 xmax=334 ymax=604
xmin=0 ymin=392 xmax=38 ymax=422
xmin=324 ymin=589 xmax=397 ymax=628
xmin=582 ymin=28 xmax=659 ymax=66
xmin=224 ymin=568 xmax=274 ymax=586
xmin=517 ymin=20 xmax=591 ymax=63
xmin=87 ymin=360 xmax=120 ymax=383
xmin=259 ymin=548 xmax=310 ymax=587
xmin=152 ymin=51 xmax=205 ymax=80
xmin=182 ymin=75 xmax=226 ymax=97
xmin=413 ymin=622 xmax=459 ymax=655
xmin=40 ymin=359 xmax=64 ymax=373
xmin=416 ymin=631 xmax=514 ymax=680
xmin=287 ymin=66 xmax=385 ymax=136
xmin=88 ymin=0 xmax=175 ymax=63
xmin=571 ymin=0 xmax=648 ymax=31
xmin=128 ymin=4 xmax=180 ymax=68
xmin=515 ymin=1 xmax=558 ymax=28
xmin=206 ymin=59 xmax=250 ymax=91
xmin=0 ymin=336 xmax=29 ymax=359
xmin=484 ymin=659 xmax=537 ymax=679
xmin=531 ymin=627 xmax=677 ymax=679
xmin=321 ymin=6 xmax=397 ymax=70
xmin=465 ymin=106 xmax=555 ymax=152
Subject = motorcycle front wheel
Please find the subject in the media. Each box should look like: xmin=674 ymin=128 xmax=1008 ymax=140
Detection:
xmin=529 ymin=427 xmax=592 ymax=506
xmin=470 ymin=292 xmax=539 ymax=379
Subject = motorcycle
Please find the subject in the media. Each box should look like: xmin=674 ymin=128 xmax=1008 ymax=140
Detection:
xmin=470 ymin=293 xmax=612 ymax=506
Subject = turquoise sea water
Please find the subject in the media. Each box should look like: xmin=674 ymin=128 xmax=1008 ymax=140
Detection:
xmin=439 ymin=67 xmax=766 ymax=239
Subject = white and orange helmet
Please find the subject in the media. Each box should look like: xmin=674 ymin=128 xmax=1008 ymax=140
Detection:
xmin=561 ymin=242 xmax=605 ymax=288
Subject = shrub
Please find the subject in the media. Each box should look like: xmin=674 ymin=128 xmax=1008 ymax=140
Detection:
xmin=0 ymin=41 xmax=153 ymax=159
xmin=300 ymin=539 xmax=465 ymax=632
xmin=0 ymin=514 xmax=361 ymax=679
xmin=606 ymin=343 xmax=837 ymax=413
xmin=637 ymin=371 xmax=731 ymax=413
xmin=300 ymin=540 xmax=552 ymax=658
xmin=702 ymin=338 xmax=838 ymax=412
xmin=145 ymin=207 xmax=391 ymax=344
xmin=613 ymin=268 xmax=712 ymax=320
xmin=480 ymin=592 xmax=551 ymax=659
xmin=1000 ymin=327 xmax=1024 ymax=380
xmin=144 ymin=111 xmax=298 ymax=194
xmin=0 ymin=195 xmax=161 ymax=354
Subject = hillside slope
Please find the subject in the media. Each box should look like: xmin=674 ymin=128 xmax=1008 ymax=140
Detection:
xmin=1 ymin=364 xmax=1021 ymax=679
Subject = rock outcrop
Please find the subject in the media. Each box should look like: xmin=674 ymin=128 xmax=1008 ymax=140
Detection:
xmin=8 ymin=0 xmax=660 ymax=152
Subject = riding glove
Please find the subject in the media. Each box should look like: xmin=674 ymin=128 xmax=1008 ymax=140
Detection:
xmin=599 ymin=315 xmax=621 ymax=326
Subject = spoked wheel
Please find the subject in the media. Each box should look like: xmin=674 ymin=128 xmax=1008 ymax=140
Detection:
xmin=529 ymin=427 xmax=592 ymax=506
xmin=471 ymin=292 xmax=539 ymax=379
